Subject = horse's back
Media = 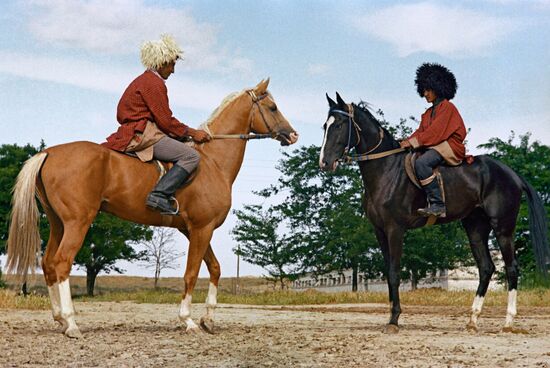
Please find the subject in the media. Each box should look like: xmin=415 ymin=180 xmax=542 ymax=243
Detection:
xmin=441 ymin=154 xmax=524 ymax=220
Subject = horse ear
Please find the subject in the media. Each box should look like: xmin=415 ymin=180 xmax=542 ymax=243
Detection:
xmin=336 ymin=92 xmax=346 ymax=107
xmin=255 ymin=78 xmax=270 ymax=94
xmin=326 ymin=93 xmax=336 ymax=108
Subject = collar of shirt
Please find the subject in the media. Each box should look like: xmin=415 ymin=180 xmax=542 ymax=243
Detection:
xmin=148 ymin=69 xmax=166 ymax=84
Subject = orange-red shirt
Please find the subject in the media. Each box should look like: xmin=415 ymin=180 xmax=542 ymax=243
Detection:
xmin=102 ymin=70 xmax=189 ymax=151
xmin=408 ymin=99 xmax=467 ymax=161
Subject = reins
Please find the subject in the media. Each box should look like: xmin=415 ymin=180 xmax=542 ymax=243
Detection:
xmin=331 ymin=104 xmax=406 ymax=163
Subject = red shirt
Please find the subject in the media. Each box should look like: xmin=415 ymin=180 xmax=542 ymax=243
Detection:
xmin=408 ymin=99 xmax=467 ymax=161
xmin=102 ymin=70 xmax=189 ymax=151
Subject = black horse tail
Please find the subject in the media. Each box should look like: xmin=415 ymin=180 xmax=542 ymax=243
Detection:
xmin=520 ymin=176 xmax=550 ymax=274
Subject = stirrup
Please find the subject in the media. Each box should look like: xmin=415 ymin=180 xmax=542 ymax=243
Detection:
xmin=417 ymin=206 xmax=446 ymax=218
xmin=159 ymin=196 xmax=180 ymax=216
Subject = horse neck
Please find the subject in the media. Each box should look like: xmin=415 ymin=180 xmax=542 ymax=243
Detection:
xmin=355 ymin=112 xmax=405 ymax=192
xmin=201 ymin=94 xmax=251 ymax=184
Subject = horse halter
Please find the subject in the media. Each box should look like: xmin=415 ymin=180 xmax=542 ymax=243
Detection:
xmin=330 ymin=104 xmax=403 ymax=163
xmin=247 ymin=90 xmax=278 ymax=139
xmin=329 ymin=104 xmax=362 ymax=156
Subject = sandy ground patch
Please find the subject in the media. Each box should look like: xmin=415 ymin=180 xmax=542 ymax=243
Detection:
xmin=1 ymin=301 xmax=550 ymax=367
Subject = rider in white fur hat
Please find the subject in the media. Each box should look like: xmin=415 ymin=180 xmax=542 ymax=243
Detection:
xmin=102 ymin=34 xmax=211 ymax=215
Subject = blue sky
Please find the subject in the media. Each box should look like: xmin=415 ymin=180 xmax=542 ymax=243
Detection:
xmin=1 ymin=0 xmax=549 ymax=278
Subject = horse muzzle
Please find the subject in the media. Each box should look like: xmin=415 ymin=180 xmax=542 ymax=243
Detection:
xmin=319 ymin=159 xmax=338 ymax=172
xmin=277 ymin=131 xmax=299 ymax=146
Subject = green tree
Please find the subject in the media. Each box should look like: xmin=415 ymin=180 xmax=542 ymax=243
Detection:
xmin=75 ymin=213 xmax=152 ymax=296
xmin=232 ymin=204 xmax=299 ymax=289
xmin=478 ymin=132 xmax=550 ymax=286
xmin=403 ymin=223 xmax=471 ymax=290
xmin=242 ymin=145 xmax=381 ymax=291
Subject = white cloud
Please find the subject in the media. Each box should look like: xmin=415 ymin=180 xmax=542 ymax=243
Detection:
xmin=352 ymin=2 xmax=518 ymax=58
xmin=0 ymin=50 xmax=231 ymax=112
xmin=307 ymin=63 xmax=330 ymax=75
xmin=23 ymin=0 xmax=253 ymax=74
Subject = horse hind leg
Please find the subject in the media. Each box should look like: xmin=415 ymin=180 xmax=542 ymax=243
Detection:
xmin=52 ymin=219 xmax=95 ymax=338
xmin=41 ymin=206 xmax=66 ymax=329
xmin=199 ymin=244 xmax=221 ymax=334
xmin=491 ymin=219 xmax=520 ymax=332
xmin=462 ymin=209 xmax=494 ymax=332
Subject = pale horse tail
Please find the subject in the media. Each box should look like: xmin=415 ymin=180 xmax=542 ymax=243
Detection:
xmin=6 ymin=152 xmax=48 ymax=278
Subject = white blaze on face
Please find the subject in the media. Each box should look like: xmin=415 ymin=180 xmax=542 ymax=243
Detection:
xmin=319 ymin=116 xmax=336 ymax=167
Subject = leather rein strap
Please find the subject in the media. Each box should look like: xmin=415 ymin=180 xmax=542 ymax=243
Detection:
xmin=331 ymin=105 xmax=405 ymax=163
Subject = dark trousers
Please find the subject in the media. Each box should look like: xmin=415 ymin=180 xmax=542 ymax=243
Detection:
xmin=414 ymin=149 xmax=444 ymax=180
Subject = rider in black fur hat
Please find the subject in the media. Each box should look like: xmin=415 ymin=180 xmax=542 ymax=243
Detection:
xmin=400 ymin=63 xmax=467 ymax=218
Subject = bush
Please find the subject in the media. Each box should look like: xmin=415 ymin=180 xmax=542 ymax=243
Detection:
xmin=0 ymin=267 xmax=6 ymax=289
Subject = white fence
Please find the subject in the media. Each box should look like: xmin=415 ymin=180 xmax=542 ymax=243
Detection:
xmin=291 ymin=266 xmax=504 ymax=292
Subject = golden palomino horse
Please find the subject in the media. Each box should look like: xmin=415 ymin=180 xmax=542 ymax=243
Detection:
xmin=7 ymin=79 xmax=298 ymax=337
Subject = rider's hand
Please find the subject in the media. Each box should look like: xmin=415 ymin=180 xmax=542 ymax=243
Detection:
xmin=399 ymin=140 xmax=411 ymax=149
xmin=189 ymin=129 xmax=212 ymax=143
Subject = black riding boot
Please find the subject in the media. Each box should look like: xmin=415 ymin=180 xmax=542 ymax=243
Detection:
xmin=417 ymin=179 xmax=446 ymax=217
xmin=146 ymin=165 xmax=191 ymax=215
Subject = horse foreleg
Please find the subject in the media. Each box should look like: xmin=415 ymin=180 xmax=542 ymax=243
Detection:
xmin=200 ymin=245 xmax=220 ymax=333
xmin=377 ymin=226 xmax=403 ymax=333
xmin=179 ymin=225 xmax=214 ymax=333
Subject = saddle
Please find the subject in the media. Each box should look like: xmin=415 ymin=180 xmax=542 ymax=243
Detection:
xmin=125 ymin=152 xmax=173 ymax=181
xmin=404 ymin=152 xmax=446 ymax=226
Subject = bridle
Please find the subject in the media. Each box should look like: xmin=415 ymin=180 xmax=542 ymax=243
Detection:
xmin=204 ymin=90 xmax=278 ymax=140
xmin=329 ymin=104 xmax=405 ymax=163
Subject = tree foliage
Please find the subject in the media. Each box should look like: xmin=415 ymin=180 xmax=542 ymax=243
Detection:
xmin=232 ymin=204 xmax=300 ymax=288
xmin=138 ymin=227 xmax=184 ymax=288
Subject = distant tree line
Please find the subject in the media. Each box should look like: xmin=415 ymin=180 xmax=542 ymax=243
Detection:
xmin=232 ymin=113 xmax=550 ymax=290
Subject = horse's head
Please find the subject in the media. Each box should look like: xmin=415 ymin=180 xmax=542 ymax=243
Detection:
xmin=248 ymin=79 xmax=299 ymax=146
xmin=319 ymin=92 xmax=360 ymax=171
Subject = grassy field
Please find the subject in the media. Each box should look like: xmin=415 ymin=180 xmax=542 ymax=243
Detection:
xmin=1 ymin=274 xmax=549 ymax=310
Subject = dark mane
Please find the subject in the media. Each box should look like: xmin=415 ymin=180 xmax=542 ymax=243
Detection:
xmin=353 ymin=101 xmax=400 ymax=147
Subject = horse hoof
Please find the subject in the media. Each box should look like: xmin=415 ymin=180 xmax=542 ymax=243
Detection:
xmin=65 ymin=327 xmax=82 ymax=339
xmin=186 ymin=325 xmax=201 ymax=334
xmin=466 ymin=322 xmax=478 ymax=333
xmin=200 ymin=317 xmax=215 ymax=334
xmin=383 ymin=324 xmax=399 ymax=334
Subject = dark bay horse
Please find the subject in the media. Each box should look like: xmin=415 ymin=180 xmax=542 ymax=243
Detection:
xmin=319 ymin=93 xmax=549 ymax=333
xmin=7 ymin=79 xmax=298 ymax=338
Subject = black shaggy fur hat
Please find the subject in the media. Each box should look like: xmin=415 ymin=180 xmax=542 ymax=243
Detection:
xmin=415 ymin=63 xmax=457 ymax=100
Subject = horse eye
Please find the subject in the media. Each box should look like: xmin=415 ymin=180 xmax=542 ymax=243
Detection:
xmin=269 ymin=104 xmax=277 ymax=112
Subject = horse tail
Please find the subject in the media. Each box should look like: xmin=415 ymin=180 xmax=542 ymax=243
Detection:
xmin=520 ymin=176 xmax=550 ymax=274
xmin=6 ymin=152 xmax=48 ymax=278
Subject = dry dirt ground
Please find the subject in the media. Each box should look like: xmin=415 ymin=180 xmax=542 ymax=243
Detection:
xmin=1 ymin=302 xmax=550 ymax=367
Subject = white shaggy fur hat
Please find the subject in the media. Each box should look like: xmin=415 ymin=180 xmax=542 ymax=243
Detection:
xmin=140 ymin=34 xmax=183 ymax=70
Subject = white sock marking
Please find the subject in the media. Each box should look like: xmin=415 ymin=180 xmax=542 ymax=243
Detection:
xmin=470 ymin=295 xmax=485 ymax=326
xmin=205 ymin=282 xmax=218 ymax=318
xmin=505 ymin=289 xmax=517 ymax=327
